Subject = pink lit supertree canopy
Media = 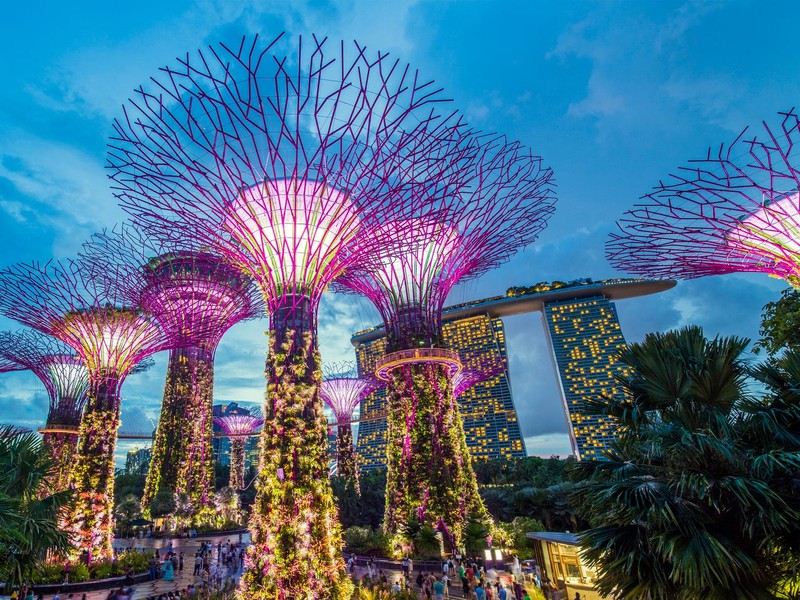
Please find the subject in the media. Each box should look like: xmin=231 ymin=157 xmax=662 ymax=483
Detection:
xmin=107 ymin=33 xmax=461 ymax=597
xmin=607 ymin=109 xmax=800 ymax=287
xmin=321 ymin=362 xmax=380 ymax=491
xmin=335 ymin=134 xmax=555 ymax=548
xmin=213 ymin=411 xmax=265 ymax=490
xmin=0 ymin=259 xmax=180 ymax=560
xmin=0 ymin=329 xmax=89 ymax=492
xmin=81 ymin=225 xmax=263 ymax=522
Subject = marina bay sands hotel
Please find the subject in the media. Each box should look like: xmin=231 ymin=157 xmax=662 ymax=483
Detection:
xmin=350 ymin=277 xmax=675 ymax=465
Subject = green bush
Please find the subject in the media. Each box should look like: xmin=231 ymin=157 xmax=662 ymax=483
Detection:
xmin=342 ymin=526 xmax=391 ymax=556
xmin=69 ymin=563 xmax=90 ymax=583
xmin=89 ymin=560 xmax=113 ymax=579
xmin=114 ymin=550 xmax=153 ymax=575
xmin=34 ymin=562 xmax=65 ymax=584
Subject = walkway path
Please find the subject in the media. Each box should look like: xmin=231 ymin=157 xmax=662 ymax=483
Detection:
xmin=30 ymin=533 xmax=247 ymax=600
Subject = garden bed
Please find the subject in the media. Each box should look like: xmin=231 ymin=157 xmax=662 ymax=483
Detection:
xmin=28 ymin=571 xmax=151 ymax=595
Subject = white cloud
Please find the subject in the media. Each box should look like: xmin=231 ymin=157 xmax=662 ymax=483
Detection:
xmin=0 ymin=127 xmax=124 ymax=257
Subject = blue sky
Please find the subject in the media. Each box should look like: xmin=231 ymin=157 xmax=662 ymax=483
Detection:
xmin=0 ymin=0 xmax=798 ymax=463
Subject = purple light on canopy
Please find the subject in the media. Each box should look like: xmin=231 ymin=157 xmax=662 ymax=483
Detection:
xmin=0 ymin=329 xmax=89 ymax=492
xmin=0 ymin=258 xmax=178 ymax=560
xmin=321 ymin=362 xmax=380 ymax=489
xmin=607 ymin=109 xmax=800 ymax=288
xmin=214 ymin=413 xmax=265 ymax=437
xmin=321 ymin=362 xmax=381 ymax=424
xmin=214 ymin=412 xmax=264 ymax=490
xmin=226 ymin=178 xmax=359 ymax=307
xmin=336 ymin=133 xmax=556 ymax=349
xmin=82 ymin=225 xmax=263 ymax=514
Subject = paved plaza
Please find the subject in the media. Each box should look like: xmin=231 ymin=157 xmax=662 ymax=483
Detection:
xmin=20 ymin=533 xmax=248 ymax=600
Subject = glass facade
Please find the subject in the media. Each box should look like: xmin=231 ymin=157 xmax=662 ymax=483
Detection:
xmin=542 ymin=296 xmax=630 ymax=460
xmin=354 ymin=313 xmax=526 ymax=470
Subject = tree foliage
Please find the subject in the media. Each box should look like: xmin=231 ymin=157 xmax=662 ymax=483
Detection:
xmin=149 ymin=486 xmax=176 ymax=518
xmin=331 ymin=469 xmax=387 ymax=529
xmin=756 ymin=287 xmax=800 ymax=356
xmin=573 ymin=326 xmax=800 ymax=600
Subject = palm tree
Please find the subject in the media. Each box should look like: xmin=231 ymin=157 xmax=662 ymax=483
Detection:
xmin=0 ymin=425 xmax=71 ymax=589
xmin=573 ymin=326 xmax=800 ymax=600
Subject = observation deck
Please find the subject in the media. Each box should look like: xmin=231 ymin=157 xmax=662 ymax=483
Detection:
xmin=352 ymin=277 xmax=676 ymax=345
xmin=375 ymin=348 xmax=462 ymax=381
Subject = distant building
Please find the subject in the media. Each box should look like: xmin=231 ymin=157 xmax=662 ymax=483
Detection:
xmin=212 ymin=402 xmax=260 ymax=472
xmin=353 ymin=313 xmax=525 ymax=471
xmin=542 ymin=296 xmax=630 ymax=459
xmin=352 ymin=278 xmax=675 ymax=463
xmin=125 ymin=447 xmax=152 ymax=475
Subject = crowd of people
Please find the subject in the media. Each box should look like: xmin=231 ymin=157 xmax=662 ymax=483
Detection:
xmin=345 ymin=554 xmax=541 ymax=600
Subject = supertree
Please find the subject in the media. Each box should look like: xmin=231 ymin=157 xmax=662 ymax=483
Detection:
xmin=213 ymin=411 xmax=265 ymax=490
xmin=0 ymin=329 xmax=89 ymax=491
xmin=0 ymin=259 xmax=180 ymax=560
xmin=107 ymin=33 xmax=465 ymax=597
xmin=607 ymin=109 xmax=800 ymax=287
xmin=81 ymin=226 xmax=263 ymax=518
xmin=335 ymin=133 xmax=555 ymax=548
xmin=321 ymin=362 xmax=381 ymax=491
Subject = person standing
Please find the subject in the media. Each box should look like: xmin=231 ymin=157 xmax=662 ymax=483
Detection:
xmin=434 ymin=577 xmax=446 ymax=600
xmin=149 ymin=556 xmax=158 ymax=581
xmin=179 ymin=552 xmax=184 ymax=572
xmin=163 ymin=557 xmax=174 ymax=582
xmin=475 ymin=582 xmax=486 ymax=600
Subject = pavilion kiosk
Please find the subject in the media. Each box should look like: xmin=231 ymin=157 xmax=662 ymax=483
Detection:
xmin=526 ymin=532 xmax=605 ymax=600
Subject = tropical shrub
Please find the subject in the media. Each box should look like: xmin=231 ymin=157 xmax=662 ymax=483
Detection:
xmin=69 ymin=562 xmax=90 ymax=583
xmin=114 ymin=549 xmax=152 ymax=574
xmin=89 ymin=560 xmax=113 ymax=579
xmin=0 ymin=426 xmax=71 ymax=589
xmin=34 ymin=562 xmax=65 ymax=584
xmin=573 ymin=326 xmax=800 ymax=599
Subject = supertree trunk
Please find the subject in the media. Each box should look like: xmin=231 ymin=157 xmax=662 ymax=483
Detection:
xmin=335 ymin=423 xmax=359 ymax=493
xmin=229 ymin=438 xmax=245 ymax=490
xmin=41 ymin=430 xmax=80 ymax=493
xmin=175 ymin=348 xmax=216 ymax=521
xmin=143 ymin=349 xmax=187 ymax=508
xmin=383 ymin=363 xmax=488 ymax=551
xmin=65 ymin=376 xmax=121 ymax=562
xmin=241 ymin=301 xmax=351 ymax=600
xmin=144 ymin=347 xmax=216 ymax=520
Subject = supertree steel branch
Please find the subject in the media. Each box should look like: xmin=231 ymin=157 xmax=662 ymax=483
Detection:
xmin=82 ymin=225 xmax=263 ymax=519
xmin=0 ymin=259 xmax=177 ymax=560
xmin=213 ymin=413 xmax=265 ymax=490
xmin=607 ymin=109 xmax=800 ymax=285
xmin=107 ymin=33 xmax=462 ymax=599
xmin=453 ymin=350 xmax=504 ymax=399
xmin=0 ymin=329 xmax=89 ymax=491
xmin=334 ymin=134 xmax=556 ymax=549
xmin=321 ymin=362 xmax=381 ymax=491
